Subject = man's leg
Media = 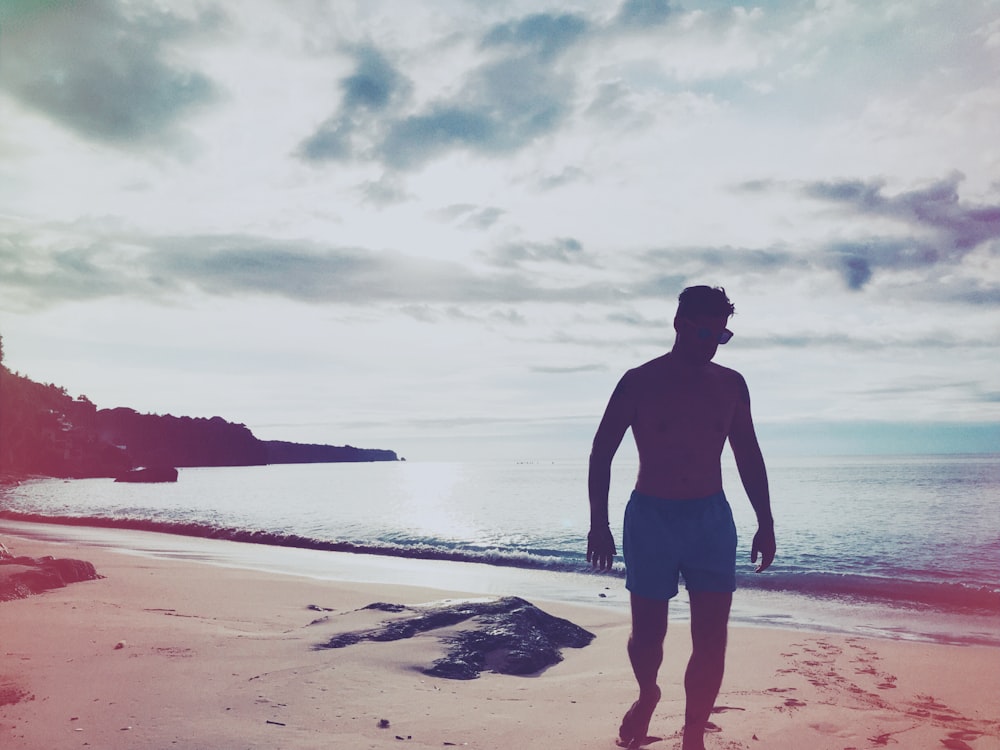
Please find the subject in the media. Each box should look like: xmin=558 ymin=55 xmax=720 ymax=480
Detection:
xmin=619 ymin=592 xmax=669 ymax=747
xmin=682 ymin=590 xmax=732 ymax=750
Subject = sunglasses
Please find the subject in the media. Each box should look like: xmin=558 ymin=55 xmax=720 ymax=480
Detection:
xmin=681 ymin=318 xmax=733 ymax=345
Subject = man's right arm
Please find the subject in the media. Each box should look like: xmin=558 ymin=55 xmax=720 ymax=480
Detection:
xmin=587 ymin=374 xmax=632 ymax=570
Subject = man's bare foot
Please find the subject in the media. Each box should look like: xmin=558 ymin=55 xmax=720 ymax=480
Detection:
xmin=617 ymin=686 xmax=661 ymax=748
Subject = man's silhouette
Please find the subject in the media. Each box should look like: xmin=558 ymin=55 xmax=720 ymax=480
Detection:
xmin=587 ymin=285 xmax=775 ymax=750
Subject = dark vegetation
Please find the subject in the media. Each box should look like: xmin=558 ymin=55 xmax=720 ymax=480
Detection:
xmin=0 ymin=335 xmax=397 ymax=479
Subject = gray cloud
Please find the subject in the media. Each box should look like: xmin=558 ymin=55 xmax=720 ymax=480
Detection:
xmin=6 ymin=214 xmax=991 ymax=316
xmin=531 ymin=364 xmax=607 ymax=374
xmin=360 ymin=175 xmax=411 ymax=207
xmin=606 ymin=310 xmax=671 ymax=328
xmin=536 ymin=166 xmax=587 ymax=191
xmin=481 ymin=12 xmax=589 ymax=61
xmin=0 ymin=241 xmax=135 ymax=306
xmin=1 ymin=230 xmax=630 ymax=311
xmin=484 ymin=238 xmax=591 ymax=268
xmin=299 ymin=12 xmax=585 ymax=171
xmin=297 ymin=44 xmax=411 ymax=163
xmin=1 ymin=0 xmax=219 ymax=146
xmin=378 ymin=55 xmax=574 ymax=169
xmin=806 ymin=173 xmax=1000 ymax=249
xmin=341 ymin=45 xmax=407 ymax=111
xmin=614 ymin=0 xmax=676 ymax=29
xmin=642 ymin=246 xmax=801 ymax=276
xmin=803 ymin=174 xmax=1000 ymax=289
xmin=432 ymin=205 xmax=506 ymax=230
xmin=736 ymin=176 xmax=1000 ymax=292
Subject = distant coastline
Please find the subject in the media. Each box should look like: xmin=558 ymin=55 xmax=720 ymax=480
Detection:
xmin=0 ymin=364 xmax=398 ymax=481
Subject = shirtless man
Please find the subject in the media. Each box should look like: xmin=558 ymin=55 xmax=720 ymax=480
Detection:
xmin=587 ymin=286 xmax=775 ymax=750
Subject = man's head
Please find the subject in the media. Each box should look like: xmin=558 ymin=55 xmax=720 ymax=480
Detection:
xmin=673 ymin=285 xmax=735 ymax=364
xmin=676 ymin=285 xmax=735 ymax=319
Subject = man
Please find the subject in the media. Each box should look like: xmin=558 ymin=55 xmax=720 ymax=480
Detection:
xmin=587 ymin=285 xmax=775 ymax=750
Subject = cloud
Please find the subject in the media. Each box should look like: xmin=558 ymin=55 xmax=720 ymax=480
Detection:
xmin=484 ymin=238 xmax=592 ymax=268
xmin=360 ymin=174 xmax=412 ymax=207
xmin=432 ymin=205 xmax=506 ymax=230
xmin=641 ymin=246 xmax=801 ymax=278
xmin=531 ymin=364 xmax=607 ymax=374
xmin=378 ymin=55 xmax=574 ymax=169
xmin=805 ymin=173 xmax=1000 ymax=251
xmin=481 ymin=12 xmax=589 ymax=61
xmin=738 ymin=175 xmax=1000 ymax=291
xmin=0 ymin=227 xmax=624 ymax=311
xmin=536 ymin=166 xmax=587 ymax=191
xmin=299 ymin=12 xmax=586 ymax=171
xmin=0 ymin=0 xmax=219 ymax=147
xmin=0 ymin=239 xmax=138 ymax=306
xmin=341 ymin=44 xmax=408 ymax=111
xmin=297 ymin=44 xmax=411 ymax=163
xmin=614 ymin=0 xmax=676 ymax=29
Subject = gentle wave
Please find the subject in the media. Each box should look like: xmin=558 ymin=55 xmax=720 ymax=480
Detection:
xmin=0 ymin=510 xmax=590 ymax=571
xmin=742 ymin=570 xmax=1000 ymax=615
xmin=3 ymin=509 xmax=998 ymax=617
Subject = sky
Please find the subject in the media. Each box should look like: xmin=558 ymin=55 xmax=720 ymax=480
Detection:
xmin=1 ymin=0 xmax=999 ymax=461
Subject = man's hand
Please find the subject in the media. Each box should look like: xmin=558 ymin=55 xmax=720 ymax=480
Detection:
xmin=751 ymin=524 xmax=776 ymax=573
xmin=587 ymin=526 xmax=617 ymax=571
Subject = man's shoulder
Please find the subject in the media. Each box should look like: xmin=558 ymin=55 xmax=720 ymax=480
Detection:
xmin=707 ymin=362 xmax=751 ymax=403
xmin=626 ymin=354 xmax=671 ymax=378
xmin=708 ymin=361 xmax=744 ymax=379
xmin=708 ymin=361 xmax=748 ymax=387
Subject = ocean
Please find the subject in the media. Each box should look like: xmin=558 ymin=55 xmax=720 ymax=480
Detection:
xmin=2 ymin=454 xmax=998 ymax=647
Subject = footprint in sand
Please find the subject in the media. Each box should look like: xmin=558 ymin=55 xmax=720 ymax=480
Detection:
xmin=777 ymin=697 xmax=807 ymax=713
xmin=940 ymin=739 xmax=975 ymax=750
xmin=0 ymin=679 xmax=34 ymax=707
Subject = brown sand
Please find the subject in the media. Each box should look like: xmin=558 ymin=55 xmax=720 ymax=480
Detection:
xmin=1 ymin=535 xmax=998 ymax=750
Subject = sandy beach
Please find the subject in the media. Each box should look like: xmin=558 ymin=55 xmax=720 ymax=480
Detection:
xmin=2 ymin=534 xmax=999 ymax=750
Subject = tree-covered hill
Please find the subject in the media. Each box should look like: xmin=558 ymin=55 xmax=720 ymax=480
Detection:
xmin=0 ymin=337 xmax=397 ymax=479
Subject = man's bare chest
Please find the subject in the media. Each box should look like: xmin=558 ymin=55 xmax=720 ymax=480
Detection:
xmin=633 ymin=378 xmax=737 ymax=439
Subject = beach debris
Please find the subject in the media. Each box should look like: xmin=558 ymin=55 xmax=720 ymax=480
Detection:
xmin=114 ymin=640 xmax=127 ymax=650
xmin=316 ymin=596 xmax=595 ymax=679
xmin=266 ymin=720 xmax=286 ymax=727
xmin=378 ymin=718 xmax=391 ymax=729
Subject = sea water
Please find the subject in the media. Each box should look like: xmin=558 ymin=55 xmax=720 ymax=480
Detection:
xmin=2 ymin=455 xmax=998 ymax=645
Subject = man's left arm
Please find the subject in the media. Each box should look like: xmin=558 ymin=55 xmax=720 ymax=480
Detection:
xmin=728 ymin=373 xmax=776 ymax=572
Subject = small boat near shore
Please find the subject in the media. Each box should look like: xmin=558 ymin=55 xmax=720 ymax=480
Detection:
xmin=114 ymin=466 xmax=179 ymax=483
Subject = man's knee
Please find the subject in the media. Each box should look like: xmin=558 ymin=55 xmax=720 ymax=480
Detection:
xmin=630 ymin=593 xmax=669 ymax=643
xmin=688 ymin=591 xmax=731 ymax=650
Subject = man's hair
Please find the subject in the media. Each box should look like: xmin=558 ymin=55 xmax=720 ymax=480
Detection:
xmin=676 ymin=285 xmax=735 ymax=319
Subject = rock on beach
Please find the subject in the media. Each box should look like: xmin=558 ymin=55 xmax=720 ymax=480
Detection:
xmin=0 ymin=549 xmax=102 ymax=602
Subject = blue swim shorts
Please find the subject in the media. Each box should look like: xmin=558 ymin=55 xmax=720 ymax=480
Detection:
xmin=622 ymin=489 xmax=737 ymax=601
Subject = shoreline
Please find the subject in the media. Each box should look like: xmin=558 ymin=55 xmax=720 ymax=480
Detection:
xmin=2 ymin=531 xmax=999 ymax=749
xmin=3 ymin=518 xmax=999 ymax=649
